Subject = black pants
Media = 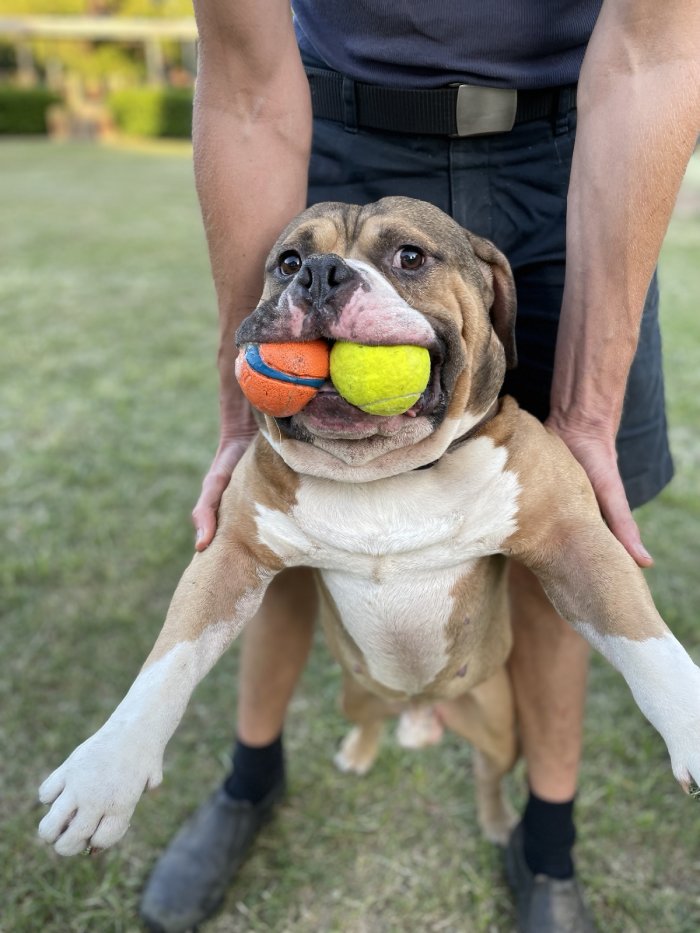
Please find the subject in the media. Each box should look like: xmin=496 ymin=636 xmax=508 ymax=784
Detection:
xmin=306 ymin=83 xmax=673 ymax=508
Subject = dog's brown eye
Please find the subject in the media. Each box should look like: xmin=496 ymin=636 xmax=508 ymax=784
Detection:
xmin=279 ymin=251 xmax=302 ymax=276
xmin=394 ymin=246 xmax=425 ymax=271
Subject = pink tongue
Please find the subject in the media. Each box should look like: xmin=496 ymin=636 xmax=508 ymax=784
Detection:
xmin=297 ymin=392 xmax=407 ymax=437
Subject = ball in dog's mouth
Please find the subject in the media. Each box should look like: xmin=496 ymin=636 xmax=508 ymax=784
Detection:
xmin=285 ymin=346 xmax=445 ymax=440
xmin=236 ymin=331 xmax=446 ymax=440
xmin=328 ymin=342 xmax=432 ymax=416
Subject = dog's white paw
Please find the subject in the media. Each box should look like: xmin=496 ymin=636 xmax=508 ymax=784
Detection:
xmin=334 ymin=725 xmax=380 ymax=775
xmin=649 ymin=675 xmax=700 ymax=793
xmin=396 ymin=707 xmax=444 ymax=749
xmin=38 ymin=725 xmax=163 ymax=856
xmin=668 ymin=744 xmax=700 ymax=796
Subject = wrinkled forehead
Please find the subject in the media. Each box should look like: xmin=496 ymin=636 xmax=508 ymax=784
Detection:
xmin=268 ymin=198 xmax=471 ymax=265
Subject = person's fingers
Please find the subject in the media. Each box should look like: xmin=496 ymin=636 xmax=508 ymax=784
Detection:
xmin=191 ymin=435 xmax=257 ymax=550
xmin=192 ymin=469 xmax=232 ymax=550
xmin=545 ymin=420 xmax=653 ymax=568
xmin=587 ymin=466 xmax=653 ymax=568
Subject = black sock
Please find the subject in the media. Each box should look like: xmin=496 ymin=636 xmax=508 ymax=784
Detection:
xmin=223 ymin=734 xmax=285 ymax=805
xmin=522 ymin=790 xmax=576 ymax=880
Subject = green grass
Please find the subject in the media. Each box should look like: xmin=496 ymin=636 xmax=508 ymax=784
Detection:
xmin=1 ymin=139 xmax=700 ymax=933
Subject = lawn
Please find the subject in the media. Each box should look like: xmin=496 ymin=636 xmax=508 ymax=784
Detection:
xmin=1 ymin=140 xmax=699 ymax=933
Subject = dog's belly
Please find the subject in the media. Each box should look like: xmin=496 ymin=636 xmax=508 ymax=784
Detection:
xmin=321 ymin=564 xmax=472 ymax=694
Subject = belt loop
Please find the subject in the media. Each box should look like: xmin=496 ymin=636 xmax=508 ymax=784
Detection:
xmin=342 ymin=75 xmax=358 ymax=134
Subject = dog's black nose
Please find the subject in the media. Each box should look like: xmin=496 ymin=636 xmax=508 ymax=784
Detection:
xmin=296 ymin=254 xmax=355 ymax=307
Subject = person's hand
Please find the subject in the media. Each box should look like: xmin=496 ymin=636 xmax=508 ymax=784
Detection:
xmin=545 ymin=414 xmax=653 ymax=569
xmin=192 ymin=431 xmax=257 ymax=551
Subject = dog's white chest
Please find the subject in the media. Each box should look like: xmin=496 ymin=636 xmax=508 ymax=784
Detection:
xmin=254 ymin=436 xmax=520 ymax=692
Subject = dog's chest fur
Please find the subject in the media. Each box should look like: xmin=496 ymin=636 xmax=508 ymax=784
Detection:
xmin=253 ymin=435 xmax=520 ymax=695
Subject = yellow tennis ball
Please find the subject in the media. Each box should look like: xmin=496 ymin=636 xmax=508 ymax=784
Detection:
xmin=330 ymin=342 xmax=431 ymax=416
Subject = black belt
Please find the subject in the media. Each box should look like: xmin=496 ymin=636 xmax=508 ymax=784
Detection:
xmin=305 ymin=66 xmax=576 ymax=138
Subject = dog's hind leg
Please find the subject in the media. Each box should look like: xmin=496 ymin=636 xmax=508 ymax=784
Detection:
xmin=471 ymin=746 xmax=518 ymax=846
xmin=334 ymin=673 xmax=397 ymax=775
xmin=436 ymin=665 xmax=518 ymax=844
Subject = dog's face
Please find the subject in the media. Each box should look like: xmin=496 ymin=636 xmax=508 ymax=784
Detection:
xmin=237 ymin=196 xmax=516 ymax=481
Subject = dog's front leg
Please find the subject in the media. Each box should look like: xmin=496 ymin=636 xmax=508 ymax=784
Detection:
xmin=511 ymin=501 xmax=700 ymax=793
xmin=38 ymin=509 xmax=280 ymax=856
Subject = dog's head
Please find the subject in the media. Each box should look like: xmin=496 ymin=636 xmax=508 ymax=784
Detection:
xmin=237 ymin=196 xmax=516 ymax=481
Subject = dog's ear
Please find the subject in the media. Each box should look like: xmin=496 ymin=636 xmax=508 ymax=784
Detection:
xmin=465 ymin=232 xmax=517 ymax=370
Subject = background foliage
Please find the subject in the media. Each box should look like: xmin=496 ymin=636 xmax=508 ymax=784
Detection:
xmin=0 ymin=84 xmax=58 ymax=131
xmin=0 ymin=1 xmax=194 ymax=89
xmin=109 ymin=86 xmax=191 ymax=136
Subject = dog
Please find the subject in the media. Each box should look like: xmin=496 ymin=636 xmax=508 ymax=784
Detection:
xmin=39 ymin=196 xmax=700 ymax=857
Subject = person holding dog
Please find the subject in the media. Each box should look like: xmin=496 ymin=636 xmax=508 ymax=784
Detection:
xmin=139 ymin=2 xmax=700 ymax=931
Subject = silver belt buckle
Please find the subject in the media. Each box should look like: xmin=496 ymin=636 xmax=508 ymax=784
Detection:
xmin=453 ymin=84 xmax=517 ymax=137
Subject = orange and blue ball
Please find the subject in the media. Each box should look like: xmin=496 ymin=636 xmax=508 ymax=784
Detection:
xmin=236 ymin=340 xmax=330 ymax=417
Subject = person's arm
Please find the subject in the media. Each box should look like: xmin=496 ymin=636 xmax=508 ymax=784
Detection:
xmin=190 ymin=0 xmax=312 ymax=549
xmin=547 ymin=0 xmax=700 ymax=566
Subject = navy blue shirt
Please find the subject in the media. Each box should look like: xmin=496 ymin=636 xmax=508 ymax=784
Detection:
xmin=293 ymin=1 xmax=603 ymax=89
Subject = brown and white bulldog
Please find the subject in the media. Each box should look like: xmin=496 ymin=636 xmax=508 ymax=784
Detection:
xmin=39 ymin=197 xmax=700 ymax=856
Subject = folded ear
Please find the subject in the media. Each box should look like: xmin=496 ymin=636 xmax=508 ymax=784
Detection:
xmin=465 ymin=232 xmax=518 ymax=370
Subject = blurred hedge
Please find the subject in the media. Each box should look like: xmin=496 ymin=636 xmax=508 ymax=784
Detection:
xmin=108 ymin=87 xmax=192 ymax=138
xmin=0 ymin=86 xmax=60 ymax=134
